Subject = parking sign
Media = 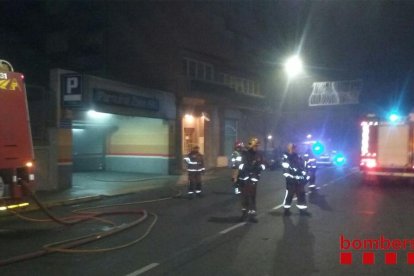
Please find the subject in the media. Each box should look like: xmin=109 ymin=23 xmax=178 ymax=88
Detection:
xmin=61 ymin=74 xmax=82 ymax=107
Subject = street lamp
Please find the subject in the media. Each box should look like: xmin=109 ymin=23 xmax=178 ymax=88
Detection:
xmin=284 ymin=55 xmax=303 ymax=79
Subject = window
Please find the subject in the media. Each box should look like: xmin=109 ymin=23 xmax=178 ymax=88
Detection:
xmin=216 ymin=72 xmax=224 ymax=83
xmin=206 ymin=65 xmax=213 ymax=81
xmin=189 ymin=60 xmax=196 ymax=78
xmin=183 ymin=58 xmax=215 ymax=82
xmin=243 ymin=79 xmax=248 ymax=94
xmin=182 ymin=59 xmax=187 ymax=75
xmin=248 ymin=80 xmax=253 ymax=94
xmin=223 ymin=74 xmax=230 ymax=86
xmin=197 ymin=63 xmax=205 ymax=79
xmin=182 ymin=58 xmax=263 ymax=97
xmin=235 ymin=78 xmax=243 ymax=92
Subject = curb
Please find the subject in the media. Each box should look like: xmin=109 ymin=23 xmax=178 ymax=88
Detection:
xmin=0 ymin=169 xmax=232 ymax=218
xmin=0 ymin=195 xmax=106 ymax=218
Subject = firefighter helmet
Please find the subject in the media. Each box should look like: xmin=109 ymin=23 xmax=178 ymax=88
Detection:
xmin=234 ymin=140 xmax=244 ymax=149
xmin=247 ymin=137 xmax=260 ymax=148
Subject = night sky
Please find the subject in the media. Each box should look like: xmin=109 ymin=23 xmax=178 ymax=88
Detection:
xmin=1 ymin=0 xmax=414 ymax=115
xmin=276 ymin=1 xmax=414 ymax=115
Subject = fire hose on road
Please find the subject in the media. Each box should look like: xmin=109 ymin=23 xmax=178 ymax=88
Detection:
xmin=0 ymin=182 xmax=165 ymax=267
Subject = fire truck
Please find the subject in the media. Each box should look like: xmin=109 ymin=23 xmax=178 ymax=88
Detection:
xmin=0 ymin=60 xmax=35 ymax=210
xmin=360 ymin=113 xmax=414 ymax=182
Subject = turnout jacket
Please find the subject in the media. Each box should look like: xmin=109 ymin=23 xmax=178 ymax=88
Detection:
xmin=281 ymin=152 xmax=308 ymax=180
xmin=303 ymin=151 xmax=317 ymax=171
xmin=238 ymin=148 xmax=266 ymax=182
xmin=230 ymin=149 xmax=243 ymax=169
xmin=184 ymin=151 xmax=205 ymax=172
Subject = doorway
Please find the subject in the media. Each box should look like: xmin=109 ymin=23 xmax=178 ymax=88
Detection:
xmin=182 ymin=114 xmax=205 ymax=155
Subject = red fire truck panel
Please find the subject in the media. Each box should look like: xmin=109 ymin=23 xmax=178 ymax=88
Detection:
xmin=0 ymin=71 xmax=34 ymax=169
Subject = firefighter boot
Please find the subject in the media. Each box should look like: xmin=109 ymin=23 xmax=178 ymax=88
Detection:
xmin=248 ymin=210 xmax=258 ymax=223
xmin=239 ymin=209 xmax=248 ymax=222
xmin=283 ymin=208 xmax=291 ymax=216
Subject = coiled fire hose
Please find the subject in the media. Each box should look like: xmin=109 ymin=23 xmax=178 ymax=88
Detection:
xmin=0 ymin=182 xmax=165 ymax=266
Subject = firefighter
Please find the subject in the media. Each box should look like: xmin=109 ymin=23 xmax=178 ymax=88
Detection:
xmin=183 ymin=145 xmax=205 ymax=198
xmin=237 ymin=137 xmax=266 ymax=223
xmin=230 ymin=140 xmax=245 ymax=195
xmin=281 ymin=143 xmax=311 ymax=216
xmin=303 ymin=148 xmax=318 ymax=191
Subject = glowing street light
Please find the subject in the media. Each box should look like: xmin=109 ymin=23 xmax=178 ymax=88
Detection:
xmin=284 ymin=55 xmax=303 ymax=79
xmin=388 ymin=113 xmax=400 ymax=123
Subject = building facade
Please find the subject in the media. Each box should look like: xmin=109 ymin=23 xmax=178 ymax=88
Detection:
xmin=3 ymin=2 xmax=283 ymax=190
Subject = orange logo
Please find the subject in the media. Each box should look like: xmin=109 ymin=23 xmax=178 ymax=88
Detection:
xmin=0 ymin=78 xmax=21 ymax=91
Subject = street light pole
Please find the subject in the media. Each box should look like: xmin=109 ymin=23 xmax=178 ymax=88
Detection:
xmin=276 ymin=55 xmax=305 ymax=146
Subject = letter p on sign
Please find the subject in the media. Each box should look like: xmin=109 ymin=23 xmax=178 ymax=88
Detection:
xmin=66 ymin=77 xmax=79 ymax=94
xmin=62 ymin=74 xmax=82 ymax=106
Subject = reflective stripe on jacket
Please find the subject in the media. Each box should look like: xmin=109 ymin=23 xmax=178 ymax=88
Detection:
xmin=238 ymin=148 xmax=265 ymax=181
xmin=184 ymin=151 xmax=205 ymax=172
xmin=282 ymin=152 xmax=306 ymax=179
xmin=230 ymin=150 xmax=243 ymax=169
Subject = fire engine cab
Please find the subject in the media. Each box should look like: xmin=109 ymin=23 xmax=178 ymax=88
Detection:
xmin=360 ymin=113 xmax=414 ymax=181
xmin=0 ymin=59 xmax=35 ymax=210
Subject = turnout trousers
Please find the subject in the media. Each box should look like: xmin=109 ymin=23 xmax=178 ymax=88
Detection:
xmin=283 ymin=178 xmax=307 ymax=210
xmin=188 ymin=171 xmax=202 ymax=194
xmin=240 ymin=180 xmax=257 ymax=214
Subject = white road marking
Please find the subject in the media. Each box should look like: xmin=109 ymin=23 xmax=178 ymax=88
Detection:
xmin=125 ymin=263 xmax=159 ymax=276
xmin=272 ymin=203 xmax=284 ymax=210
xmin=126 ymin=168 xmax=359 ymax=275
xmin=219 ymin=222 xmax=246 ymax=234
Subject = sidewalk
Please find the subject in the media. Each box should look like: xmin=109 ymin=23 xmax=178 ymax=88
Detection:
xmin=22 ymin=167 xmax=231 ymax=212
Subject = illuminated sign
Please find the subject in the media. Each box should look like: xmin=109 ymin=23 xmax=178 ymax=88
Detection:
xmin=93 ymin=89 xmax=159 ymax=111
xmin=309 ymin=79 xmax=361 ymax=106
xmin=61 ymin=74 xmax=83 ymax=107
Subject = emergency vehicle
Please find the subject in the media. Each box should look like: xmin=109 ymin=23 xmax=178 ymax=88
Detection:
xmin=0 ymin=60 xmax=35 ymax=210
xmin=360 ymin=113 xmax=414 ymax=181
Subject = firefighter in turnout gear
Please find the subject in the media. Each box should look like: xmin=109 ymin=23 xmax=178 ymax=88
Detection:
xmin=230 ymin=141 xmax=245 ymax=195
xmin=237 ymin=137 xmax=266 ymax=223
xmin=281 ymin=143 xmax=311 ymax=216
xmin=303 ymin=148 xmax=318 ymax=191
xmin=184 ymin=145 xmax=205 ymax=198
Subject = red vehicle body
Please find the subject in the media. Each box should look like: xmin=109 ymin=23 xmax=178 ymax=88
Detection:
xmin=0 ymin=60 xmax=35 ymax=210
xmin=360 ymin=113 xmax=414 ymax=182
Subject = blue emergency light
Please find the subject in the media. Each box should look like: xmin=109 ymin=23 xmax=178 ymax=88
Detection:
xmin=333 ymin=153 xmax=346 ymax=166
xmin=312 ymin=141 xmax=324 ymax=156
